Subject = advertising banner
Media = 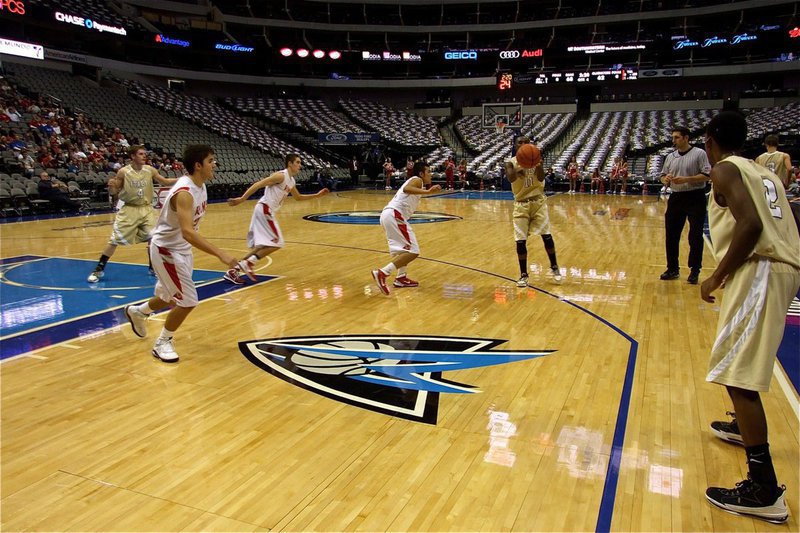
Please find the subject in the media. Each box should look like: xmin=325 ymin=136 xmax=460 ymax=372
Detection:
xmin=318 ymin=133 xmax=380 ymax=145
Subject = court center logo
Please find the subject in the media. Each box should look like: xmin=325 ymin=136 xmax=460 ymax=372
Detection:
xmin=304 ymin=211 xmax=460 ymax=225
xmin=239 ymin=335 xmax=554 ymax=424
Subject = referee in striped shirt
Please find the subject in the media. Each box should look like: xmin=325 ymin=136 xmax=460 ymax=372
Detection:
xmin=659 ymin=126 xmax=712 ymax=284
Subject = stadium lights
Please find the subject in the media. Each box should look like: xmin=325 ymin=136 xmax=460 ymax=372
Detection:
xmin=280 ymin=47 xmax=340 ymax=59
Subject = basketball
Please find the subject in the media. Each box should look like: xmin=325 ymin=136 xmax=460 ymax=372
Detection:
xmin=516 ymin=143 xmax=541 ymax=169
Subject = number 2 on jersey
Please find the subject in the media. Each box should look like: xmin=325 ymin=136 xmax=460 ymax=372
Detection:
xmin=762 ymin=178 xmax=782 ymax=219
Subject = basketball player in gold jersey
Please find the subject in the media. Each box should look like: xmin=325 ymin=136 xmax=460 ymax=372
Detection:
xmin=701 ymin=111 xmax=800 ymax=523
xmin=755 ymin=134 xmax=793 ymax=190
xmin=505 ymin=136 xmax=561 ymax=287
xmin=87 ymin=145 xmax=176 ymax=283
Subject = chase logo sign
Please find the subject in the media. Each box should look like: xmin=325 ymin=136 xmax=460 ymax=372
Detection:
xmin=303 ymin=211 xmax=460 ymax=225
xmin=239 ymin=335 xmax=554 ymax=424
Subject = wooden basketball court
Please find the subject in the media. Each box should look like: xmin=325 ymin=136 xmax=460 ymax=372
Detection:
xmin=1 ymin=189 xmax=798 ymax=531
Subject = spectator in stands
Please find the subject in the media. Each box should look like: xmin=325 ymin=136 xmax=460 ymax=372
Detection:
xmin=406 ymin=156 xmax=414 ymax=178
xmin=349 ymin=155 xmax=360 ymax=184
xmin=19 ymin=148 xmax=35 ymax=177
xmin=4 ymin=105 xmax=21 ymax=122
xmin=37 ymin=171 xmax=80 ymax=212
xmin=789 ymin=166 xmax=800 ymax=196
xmin=458 ymin=159 xmax=469 ymax=191
xmin=659 ymin=126 xmax=711 ymax=284
xmin=383 ymin=157 xmax=395 ymax=190
xmin=755 ymin=134 xmax=793 ymax=190
xmin=318 ymin=164 xmax=338 ymax=191
xmin=567 ymin=156 xmax=579 ymax=194
xmin=543 ymin=166 xmax=556 ymax=192
xmin=590 ymin=168 xmax=603 ymax=194
xmin=444 ymin=156 xmax=456 ymax=190
xmin=8 ymin=133 xmax=26 ymax=151
xmin=609 ymin=157 xmax=621 ymax=193
xmin=618 ymin=157 xmax=629 ymax=194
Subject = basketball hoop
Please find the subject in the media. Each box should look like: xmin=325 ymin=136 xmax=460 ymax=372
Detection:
xmin=495 ymin=121 xmax=506 ymax=134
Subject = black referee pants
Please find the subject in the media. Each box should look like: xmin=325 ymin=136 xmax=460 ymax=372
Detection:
xmin=664 ymin=188 xmax=706 ymax=272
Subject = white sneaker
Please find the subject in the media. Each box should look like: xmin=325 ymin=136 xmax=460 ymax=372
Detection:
xmin=152 ymin=338 xmax=179 ymax=363
xmin=516 ymin=274 xmax=529 ymax=288
xmin=87 ymin=270 xmax=103 ymax=283
xmin=125 ymin=305 xmax=148 ymax=338
xmin=551 ymin=266 xmax=563 ymax=283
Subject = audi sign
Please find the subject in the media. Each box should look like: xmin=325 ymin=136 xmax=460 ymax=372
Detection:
xmin=499 ymin=48 xmax=543 ymax=60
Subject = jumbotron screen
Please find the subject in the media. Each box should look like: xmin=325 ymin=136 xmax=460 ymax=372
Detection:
xmin=498 ymin=68 xmax=638 ymax=90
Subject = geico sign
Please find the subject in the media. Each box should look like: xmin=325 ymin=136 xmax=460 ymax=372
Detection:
xmin=444 ymin=51 xmax=477 ymax=60
xmin=0 ymin=0 xmax=25 ymax=15
xmin=500 ymin=49 xmax=543 ymax=59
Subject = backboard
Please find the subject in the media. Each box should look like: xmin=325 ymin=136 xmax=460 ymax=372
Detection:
xmin=482 ymin=102 xmax=522 ymax=130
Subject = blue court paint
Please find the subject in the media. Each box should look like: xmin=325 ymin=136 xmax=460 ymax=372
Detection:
xmin=777 ymin=323 xmax=799 ymax=394
xmin=432 ymin=190 xmax=556 ymax=201
xmin=0 ymin=257 xmax=275 ymax=359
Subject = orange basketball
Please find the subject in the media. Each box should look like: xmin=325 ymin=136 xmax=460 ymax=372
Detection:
xmin=516 ymin=143 xmax=541 ymax=169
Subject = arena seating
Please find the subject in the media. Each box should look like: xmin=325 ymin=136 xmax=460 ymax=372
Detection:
xmin=5 ymin=64 xmax=300 ymax=198
xmin=226 ymin=96 xmax=364 ymax=135
xmin=339 ymin=100 xmax=440 ymax=148
xmin=126 ymin=81 xmax=323 ymax=168
xmin=454 ymin=113 xmax=574 ymax=176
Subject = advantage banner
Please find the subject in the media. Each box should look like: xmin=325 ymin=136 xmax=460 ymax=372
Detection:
xmin=318 ymin=132 xmax=380 ymax=145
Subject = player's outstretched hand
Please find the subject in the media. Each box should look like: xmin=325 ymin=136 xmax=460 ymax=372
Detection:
xmin=429 ymin=184 xmax=442 ymax=193
xmin=700 ymin=274 xmax=722 ymax=303
xmin=220 ymin=252 xmax=238 ymax=268
xmin=227 ymin=197 xmax=244 ymax=206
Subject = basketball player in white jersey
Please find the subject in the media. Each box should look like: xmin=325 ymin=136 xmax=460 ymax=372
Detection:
xmin=223 ymin=153 xmax=329 ymax=284
xmin=371 ymin=160 xmax=442 ymax=295
xmin=124 ymin=145 xmax=238 ymax=363
xmin=700 ymin=111 xmax=800 ymax=523
xmin=87 ymin=145 xmax=176 ymax=283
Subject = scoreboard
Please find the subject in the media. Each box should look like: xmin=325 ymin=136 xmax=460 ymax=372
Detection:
xmin=498 ymin=68 xmax=638 ymax=89
xmin=534 ymin=68 xmax=638 ymax=84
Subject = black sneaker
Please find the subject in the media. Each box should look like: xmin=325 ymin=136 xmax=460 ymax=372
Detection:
xmin=660 ymin=269 xmax=679 ymax=280
xmin=688 ymin=270 xmax=700 ymax=284
xmin=706 ymin=477 xmax=788 ymax=523
xmin=710 ymin=411 xmax=744 ymax=445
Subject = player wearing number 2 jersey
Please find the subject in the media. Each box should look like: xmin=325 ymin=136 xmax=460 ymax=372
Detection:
xmin=700 ymin=111 xmax=800 ymax=524
xmin=505 ymin=136 xmax=561 ymax=287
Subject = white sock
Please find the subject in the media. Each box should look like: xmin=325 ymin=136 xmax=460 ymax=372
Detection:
xmin=397 ymin=267 xmax=407 ymax=278
xmin=158 ymin=327 xmax=176 ymax=342
xmin=381 ymin=263 xmax=397 ymax=275
xmin=245 ymin=254 xmax=259 ymax=264
xmin=137 ymin=302 xmax=153 ymax=315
